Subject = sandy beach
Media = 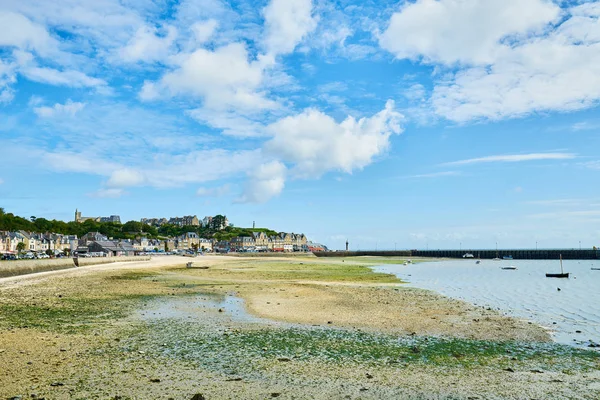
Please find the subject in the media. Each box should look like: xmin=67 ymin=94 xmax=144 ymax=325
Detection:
xmin=1 ymin=255 xmax=598 ymax=399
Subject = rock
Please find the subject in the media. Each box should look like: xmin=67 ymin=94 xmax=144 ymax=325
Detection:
xmin=277 ymin=357 xmax=291 ymax=362
xmin=149 ymin=378 xmax=161 ymax=383
xmin=504 ymin=368 xmax=515 ymax=372
xmin=530 ymin=369 xmax=544 ymax=374
xmin=575 ymin=330 xmax=582 ymax=333
xmin=225 ymin=377 xmax=243 ymax=382
xmin=271 ymin=393 xmax=281 ymax=398
xmin=49 ymin=382 xmax=64 ymax=387
xmin=8 ymin=396 xmax=22 ymax=400
xmin=190 ymin=394 xmax=206 ymax=400
xmin=218 ymin=308 xmax=223 ymax=313
xmin=557 ymin=288 xmax=561 ymax=291
xmin=327 ymin=321 xmax=333 ymax=324
xmin=411 ymin=346 xmax=420 ymax=354
xmin=359 ymin=388 xmax=368 ymax=392
xmin=366 ymin=373 xmax=373 ymax=379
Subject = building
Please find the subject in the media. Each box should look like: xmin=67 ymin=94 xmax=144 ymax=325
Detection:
xmin=140 ymin=218 xmax=168 ymax=227
xmin=230 ymin=236 xmax=255 ymax=251
xmin=79 ymin=232 xmax=109 ymax=246
xmin=168 ymin=215 xmax=200 ymax=227
xmin=75 ymin=209 xmax=121 ymax=224
xmin=100 ymin=215 xmax=121 ymax=223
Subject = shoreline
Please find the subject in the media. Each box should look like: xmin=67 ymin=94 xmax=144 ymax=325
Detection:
xmin=1 ymin=255 xmax=598 ymax=399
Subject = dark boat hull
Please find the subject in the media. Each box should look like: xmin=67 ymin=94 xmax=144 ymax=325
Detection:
xmin=501 ymin=267 xmax=517 ymax=270
xmin=545 ymin=273 xmax=569 ymax=278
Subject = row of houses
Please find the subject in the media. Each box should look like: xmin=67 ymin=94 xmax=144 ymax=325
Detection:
xmin=1 ymin=229 xmax=327 ymax=257
xmin=0 ymin=231 xmax=78 ymax=254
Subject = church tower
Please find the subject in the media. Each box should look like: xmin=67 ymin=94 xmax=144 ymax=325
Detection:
xmin=75 ymin=209 xmax=81 ymax=223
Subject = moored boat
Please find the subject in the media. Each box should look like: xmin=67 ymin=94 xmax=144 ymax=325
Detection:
xmin=546 ymin=254 xmax=569 ymax=278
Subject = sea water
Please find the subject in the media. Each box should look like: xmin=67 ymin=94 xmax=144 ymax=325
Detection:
xmin=374 ymin=259 xmax=600 ymax=347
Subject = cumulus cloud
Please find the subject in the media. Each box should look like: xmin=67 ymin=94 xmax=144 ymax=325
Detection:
xmin=238 ymin=161 xmax=287 ymax=203
xmin=196 ymin=184 xmax=231 ymax=197
xmin=190 ymin=19 xmax=219 ymax=46
xmin=34 ymin=100 xmax=85 ymax=117
xmin=379 ymin=0 xmax=559 ymax=65
xmin=0 ymin=10 xmax=59 ymax=57
xmin=263 ymin=0 xmax=317 ymax=55
xmin=140 ymin=43 xmax=276 ymax=111
xmin=380 ymin=1 xmax=600 ymax=123
xmin=265 ymin=100 xmax=403 ymax=177
xmin=118 ymin=25 xmax=177 ymax=63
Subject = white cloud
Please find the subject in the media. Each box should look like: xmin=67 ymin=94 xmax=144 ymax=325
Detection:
xmin=265 ymin=100 xmax=403 ymax=177
xmin=196 ymin=184 xmax=231 ymax=197
xmin=107 ymin=168 xmax=146 ymax=188
xmin=263 ymin=0 xmax=317 ymax=55
xmin=380 ymin=1 xmax=600 ymax=123
xmin=190 ymin=19 xmax=219 ymax=46
xmin=22 ymin=67 xmax=106 ymax=88
xmin=118 ymin=25 xmax=177 ymax=63
xmin=141 ymin=43 xmax=276 ymax=111
xmin=0 ymin=11 xmax=59 ymax=57
xmin=34 ymin=100 xmax=85 ymax=118
xmin=238 ymin=161 xmax=287 ymax=203
xmin=444 ymin=152 xmax=577 ymax=166
xmin=43 ymin=152 xmax=120 ymax=176
xmin=379 ymin=0 xmax=560 ymax=65
xmin=88 ymin=188 xmax=126 ymax=198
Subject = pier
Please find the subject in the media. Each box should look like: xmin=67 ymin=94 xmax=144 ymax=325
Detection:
xmin=314 ymin=249 xmax=600 ymax=260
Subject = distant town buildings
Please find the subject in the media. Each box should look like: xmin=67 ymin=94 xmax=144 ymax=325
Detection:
xmin=141 ymin=215 xmax=229 ymax=230
xmin=75 ymin=209 xmax=121 ymax=224
xmin=141 ymin=215 xmax=199 ymax=227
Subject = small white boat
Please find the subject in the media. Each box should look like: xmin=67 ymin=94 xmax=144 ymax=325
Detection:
xmin=462 ymin=253 xmax=474 ymax=258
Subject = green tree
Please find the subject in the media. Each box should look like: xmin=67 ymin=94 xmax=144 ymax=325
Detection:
xmin=46 ymin=249 xmax=54 ymax=257
xmin=211 ymin=215 xmax=226 ymax=230
xmin=16 ymin=242 xmax=26 ymax=253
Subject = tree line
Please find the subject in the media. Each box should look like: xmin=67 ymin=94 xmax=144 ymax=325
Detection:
xmin=0 ymin=208 xmax=278 ymax=241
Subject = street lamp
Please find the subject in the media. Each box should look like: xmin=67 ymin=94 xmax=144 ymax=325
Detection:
xmin=579 ymin=241 xmax=582 ymax=250
xmin=536 ymin=241 xmax=538 ymax=250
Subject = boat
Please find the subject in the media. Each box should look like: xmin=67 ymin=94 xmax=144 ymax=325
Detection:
xmin=475 ymin=260 xmax=481 ymax=264
xmin=462 ymin=253 xmax=474 ymax=258
xmin=501 ymin=266 xmax=517 ymax=270
xmin=502 ymin=255 xmax=513 ymax=260
xmin=546 ymin=254 xmax=569 ymax=278
xmin=492 ymin=257 xmax=501 ymax=261
xmin=591 ymin=268 xmax=600 ymax=271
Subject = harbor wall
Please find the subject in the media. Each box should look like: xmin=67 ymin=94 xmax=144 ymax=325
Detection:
xmin=314 ymin=249 xmax=599 ymax=260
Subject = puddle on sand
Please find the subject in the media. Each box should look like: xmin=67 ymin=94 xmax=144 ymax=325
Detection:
xmin=136 ymin=293 xmax=275 ymax=325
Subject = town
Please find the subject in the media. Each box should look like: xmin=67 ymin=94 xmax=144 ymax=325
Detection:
xmin=0 ymin=208 xmax=328 ymax=259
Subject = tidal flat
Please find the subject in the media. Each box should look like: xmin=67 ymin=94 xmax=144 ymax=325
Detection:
xmin=1 ymin=255 xmax=599 ymax=399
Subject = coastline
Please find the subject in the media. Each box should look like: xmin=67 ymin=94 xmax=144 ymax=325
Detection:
xmin=1 ymin=255 xmax=598 ymax=399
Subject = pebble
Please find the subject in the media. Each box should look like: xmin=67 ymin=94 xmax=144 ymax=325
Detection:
xmin=271 ymin=393 xmax=281 ymax=398
xmin=50 ymin=382 xmax=64 ymax=387
xmin=277 ymin=357 xmax=291 ymax=362
xmin=149 ymin=378 xmax=161 ymax=383
xmin=190 ymin=395 xmax=206 ymax=400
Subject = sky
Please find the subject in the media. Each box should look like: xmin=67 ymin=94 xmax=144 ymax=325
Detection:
xmin=1 ymin=0 xmax=600 ymax=250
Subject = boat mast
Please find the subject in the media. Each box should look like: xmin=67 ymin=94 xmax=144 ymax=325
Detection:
xmin=560 ymin=254 xmax=564 ymax=274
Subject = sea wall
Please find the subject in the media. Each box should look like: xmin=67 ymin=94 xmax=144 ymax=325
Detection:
xmin=0 ymin=256 xmax=151 ymax=278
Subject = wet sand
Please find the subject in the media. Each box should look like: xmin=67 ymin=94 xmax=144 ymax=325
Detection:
xmin=1 ymin=255 xmax=598 ymax=399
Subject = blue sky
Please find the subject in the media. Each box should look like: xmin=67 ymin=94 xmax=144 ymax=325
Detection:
xmin=1 ymin=0 xmax=600 ymax=250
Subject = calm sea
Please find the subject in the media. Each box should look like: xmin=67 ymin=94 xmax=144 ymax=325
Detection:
xmin=374 ymin=259 xmax=600 ymax=347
